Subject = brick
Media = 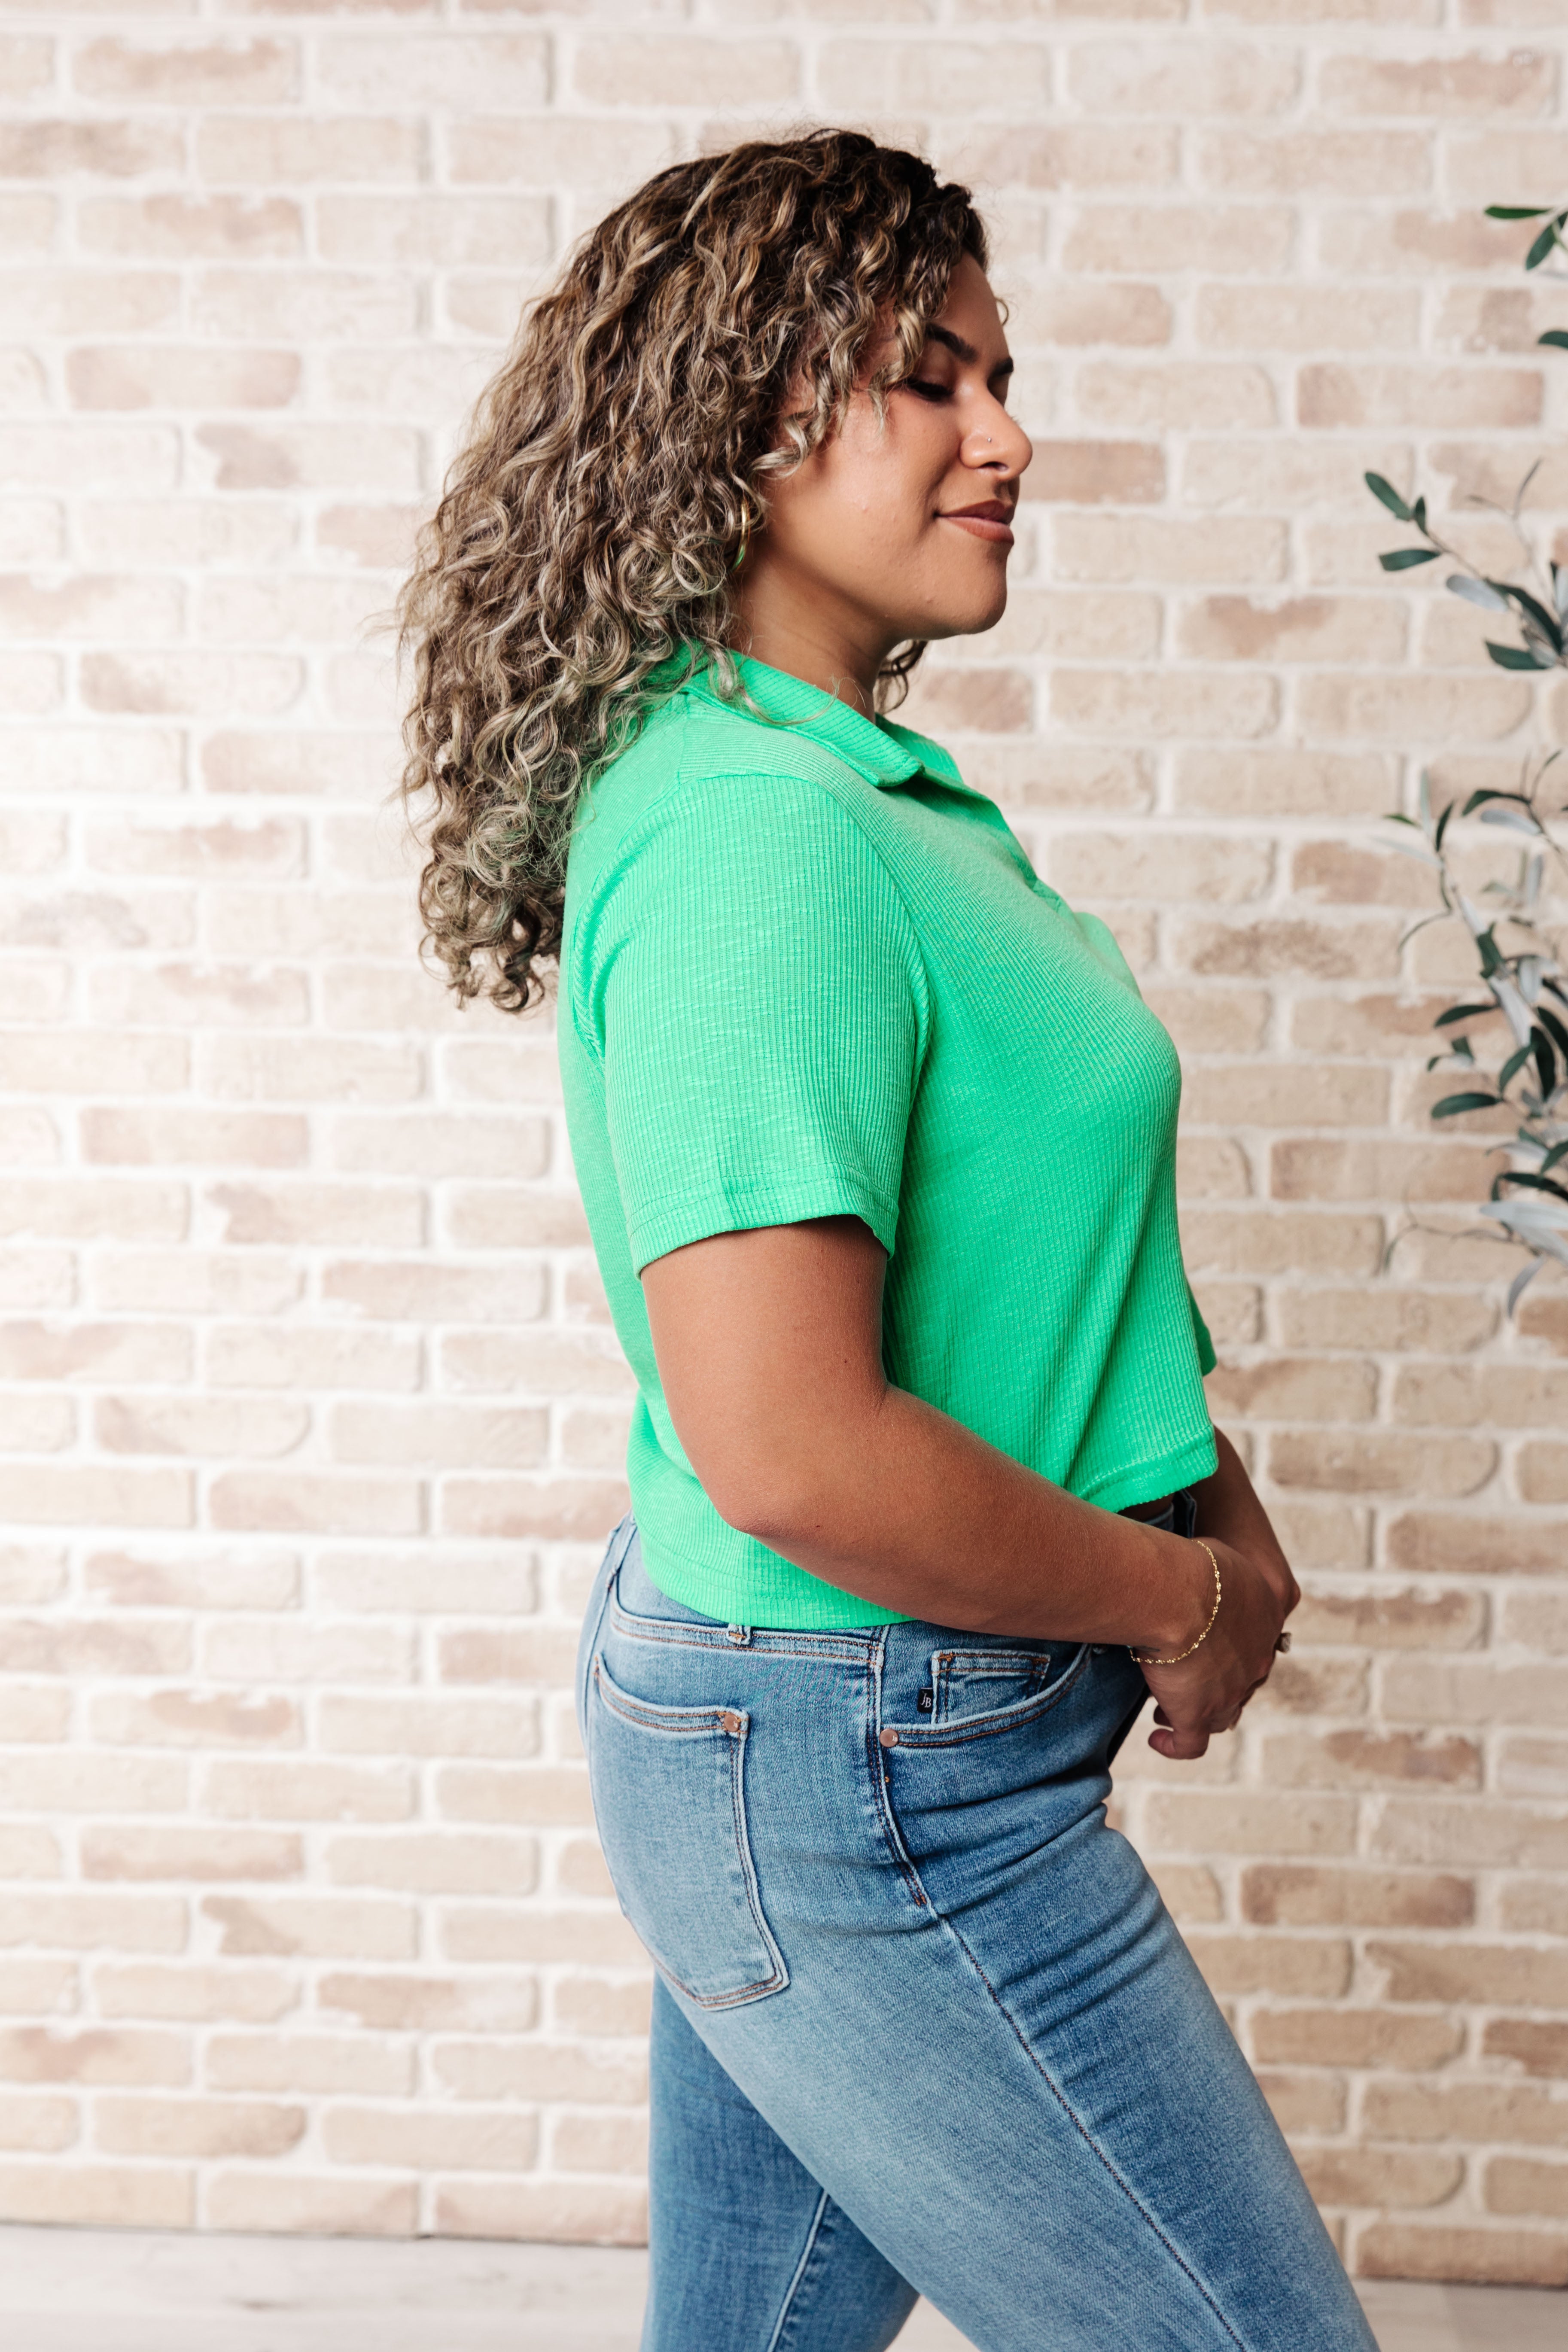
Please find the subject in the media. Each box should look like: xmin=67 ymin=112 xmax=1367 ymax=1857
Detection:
xmin=436 ymin=1766 xmax=593 ymax=1831
xmin=0 ymin=426 xmax=178 ymax=497
xmin=195 ymin=115 xmax=425 ymax=184
xmin=0 ymin=2163 xmax=192 ymax=2230
xmin=1488 ymin=2160 xmax=1568 ymax=2221
xmin=1053 ymin=516 xmax=1285 ymax=587
xmin=551 ymin=1978 xmax=653 ymax=2040
xmin=1356 ymin=2223 xmax=1568 ymax=2288
xmin=0 ymin=2094 xmax=76 ymax=2154
xmin=320 ymin=1696 xmax=538 ymax=1761
xmin=82 ymin=1109 xmax=307 ymax=1171
xmin=210 ymin=1473 xmax=423 ymax=1539
xmin=202 ymin=1896 xmax=415 ymax=1962
xmin=432 ymin=2039 xmax=646 ymax=2108
xmin=1272 ymin=1139 xmax=1496 ymax=1205
xmin=316 ymin=30 xmax=545 ymax=107
xmin=436 ymin=2177 xmax=645 ymax=2246
xmin=1373 ymin=1803 xmax=1568 ymax=1871
xmin=320 ymin=195 xmax=550 ymax=270
xmin=1300 ymin=365 xmax=1541 ymax=432
xmin=1259 ymin=1729 xmax=1482 ymax=1791
xmin=1256 ymin=2071 xmax=1346 ymax=2137
xmin=200 ymin=1621 xmax=410 ymax=1686
xmin=1321 ymin=52 xmax=1556 ymax=117
xmin=1196 ymin=130 xmax=1431 ymax=200
xmin=1386 ymin=1515 xmax=1566 ymax=1578
xmin=553 ymin=2113 xmax=647 ymax=2177
xmin=68 ymin=348 xmax=301 ymax=414
xmin=73 ymin=37 xmax=298 ymax=105
xmin=1368 ymin=2082 xmax=1568 ymax=2148
xmin=206 ymin=2034 xmax=412 ymax=2099
xmin=1498 ymin=1740 xmax=1568 ymax=1802
xmin=194 ymin=269 xmax=417 ymax=344
xmin=1250 ymin=2008 xmax=1464 ymax=2070
xmin=207 ymin=1324 xmax=421 ymax=1394
xmin=1047 ymin=832 xmax=1271 ymax=907
xmin=329 ymin=1117 xmax=550 ymax=1181
xmin=1070 ymin=41 xmax=1298 ymax=114
xmin=1242 ymin=1866 xmax=1472 ymax=1929
xmin=1206 ymin=1357 xmax=1378 ymax=1423
xmin=1186 ymin=1934 xmax=1351 ymax=1999
xmin=1053 ymin=670 xmax=1276 ymax=739
xmin=1289 ymin=1291 xmax=1497 ymax=1354
xmin=206 ymin=1183 xmax=424 ymax=1251
xmin=1143 ymin=1791 xmax=1358 ymax=1857
xmin=204 ymin=1759 xmax=414 ymax=1825
xmin=1381 ymin=1660 xmax=1563 ymax=1729
xmin=1291 ymin=1587 xmax=1485 ymax=1652
xmin=84 ymin=1829 xmax=301 ymax=1885
xmin=1022 ymin=442 xmax=1164 ymax=507
xmin=0 ymin=2029 xmax=189 ymax=2087
xmin=1010 ymin=281 xmax=1172 ymax=348
xmin=318 ymin=1974 xmax=537 ymax=2036
xmin=325 ymin=1833 xmax=537 ymax=1897
xmin=441 ymin=1478 xmax=630 ymax=1544
xmin=0 ymin=1464 xmax=192 ymax=1529
xmin=97 ymin=2096 xmax=304 ymax=2160
xmin=1270 ymin=1430 xmax=1494 ymax=1498
xmin=92 ymin=1250 xmax=300 ymax=1314
xmin=440 ymin=1908 xmax=644 ymax=1969
xmin=1486 ymin=2023 xmax=1568 ymax=2080
xmin=206 ymin=2173 xmax=416 ymax=2237
xmin=1069 ymin=207 xmax=1294 ymax=276
xmin=93 ymin=1966 xmax=297 ymax=2026
xmin=1300 ymin=2148 xmax=1462 ymax=2209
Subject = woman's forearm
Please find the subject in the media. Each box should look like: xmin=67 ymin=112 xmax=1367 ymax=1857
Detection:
xmin=738 ymin=1381 xmax=1214 ymax=1654
xmin=643 ymin=1217 xmax=1215 ymax=1654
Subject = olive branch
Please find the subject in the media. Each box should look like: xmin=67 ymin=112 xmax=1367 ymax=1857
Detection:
xmin=1366 ymin=201 xmax=1568 ymax=1309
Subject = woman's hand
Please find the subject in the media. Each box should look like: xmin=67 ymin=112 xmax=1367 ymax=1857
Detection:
xmin=1139 ymin=1535 xmax=1298 ymax=1761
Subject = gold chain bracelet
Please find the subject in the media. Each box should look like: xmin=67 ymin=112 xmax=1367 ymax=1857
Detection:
xmin=1129 ymin=1540 xmax=1222 ymax=1668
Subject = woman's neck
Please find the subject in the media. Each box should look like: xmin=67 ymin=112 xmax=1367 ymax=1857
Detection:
xmin=729 ymin=576 xmax=890 ymax=715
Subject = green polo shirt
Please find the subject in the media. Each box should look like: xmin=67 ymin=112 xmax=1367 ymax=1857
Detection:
xmin=558 ymin=654 xmax=1216 ymax=1629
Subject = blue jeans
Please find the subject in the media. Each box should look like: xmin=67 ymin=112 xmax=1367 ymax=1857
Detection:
xmin=577 ymin=1509 xmax=1376 ymax=2352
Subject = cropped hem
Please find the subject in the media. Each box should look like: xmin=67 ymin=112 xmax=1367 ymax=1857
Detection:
xmin=628 ymin=1174 xmax=899 ymax=1277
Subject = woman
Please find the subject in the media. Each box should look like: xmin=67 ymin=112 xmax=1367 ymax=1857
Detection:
xmin=400 ymin=131 xmax=1376 ymax=2352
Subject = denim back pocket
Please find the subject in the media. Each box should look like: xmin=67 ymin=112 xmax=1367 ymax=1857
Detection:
xmin=933 ymin=1646 xmax=1059 ymax=1728
xmin=588 ymin=1654 xmax=788 ymax=2011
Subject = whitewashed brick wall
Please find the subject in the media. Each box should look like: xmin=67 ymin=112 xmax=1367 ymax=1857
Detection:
xmin=0 ymin=0 xmax=1565 ymax=2290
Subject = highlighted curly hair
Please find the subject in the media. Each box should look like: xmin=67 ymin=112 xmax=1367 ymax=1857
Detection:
xmin=396 ymin=128 xmax=987 ymax=1012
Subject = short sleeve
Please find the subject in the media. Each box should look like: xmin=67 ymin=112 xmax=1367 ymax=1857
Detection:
xmin=1186 ymin=1279 xmax=1217 ymax=1377
xmin=573 ymin=771 xmax=929 ymax=1276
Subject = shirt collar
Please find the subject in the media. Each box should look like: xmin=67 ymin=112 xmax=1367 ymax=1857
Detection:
xmin=670 ymin=651 xmax=974 ymax=796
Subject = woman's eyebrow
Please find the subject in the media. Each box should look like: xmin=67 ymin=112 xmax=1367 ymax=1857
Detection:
xmin=925 ymin=323 xmax=1014 ymax=380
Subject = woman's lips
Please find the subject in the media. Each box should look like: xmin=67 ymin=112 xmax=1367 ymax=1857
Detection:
xmin=938 ymin=506 xmax=1015 ymax=545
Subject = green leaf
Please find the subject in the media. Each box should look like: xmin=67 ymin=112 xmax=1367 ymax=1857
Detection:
xmin=1380 ymin=548 xmax=1440 ymax=570
xmin=1435 ymin=1002 xmax=1499 ymax=1027
xmin=1432 ymin=1092 xmax=1503 ymax=1118
xmin=1532 ymin=1026 xmax=1557 ymax=1098
xmin=1542 ymin=1140 xmax=1568 ymax=1175
xmin=1366 ymin=472 xmax=1413 ymax=523
xmin=1487 ymin=641 xmax=1550 ymax=669
xmin=1500 ymin=1043 xmax=1533 ymax=1090
xmin=1499 ymin=1169 xmax=1568 ymax=1204
xmin=1535 ymin=1003 xmax=1568 ymax=1063
xmin=1495 ymin=580 xmax=1564 ymax=648
xmin=1449 ymin=574 xmax=1511 ymax=612
xmin=1434 ymin=797 xmax=1457 ymax=852
xmin=1485 ymin=206 xmax=1554 ymax=220
xmin=1461 ymin=788 xmax=1534 ymax=816
xmin=1541 ymin=330 xmax=1568 ymax=352
xmin=1525 ymin=219 xmax=1564 ymax=270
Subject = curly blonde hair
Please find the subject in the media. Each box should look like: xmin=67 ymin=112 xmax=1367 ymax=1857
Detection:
xmin=396 ymin=128 xmax=987 ymax=1012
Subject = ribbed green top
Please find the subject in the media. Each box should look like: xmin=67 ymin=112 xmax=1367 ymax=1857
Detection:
xmin=558 ymin=656 xmax=1216 ymax=1629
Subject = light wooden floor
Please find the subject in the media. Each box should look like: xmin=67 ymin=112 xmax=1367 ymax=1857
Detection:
xmin=0 ymin=2227 xmax=1559 ymax=2350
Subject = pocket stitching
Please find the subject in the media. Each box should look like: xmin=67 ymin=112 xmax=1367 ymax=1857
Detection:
xmin=590 ymin=1657 xmax=789 ymax=2011
xmin=889 ymin=1642 xmax=1093 ymax=1747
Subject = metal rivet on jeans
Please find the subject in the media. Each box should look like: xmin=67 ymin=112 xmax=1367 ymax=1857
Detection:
xmin=719 ymin=1710 xmax=743 ymax=1736
xmin=879 ymin=1727 xmax=899 ymax=1749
